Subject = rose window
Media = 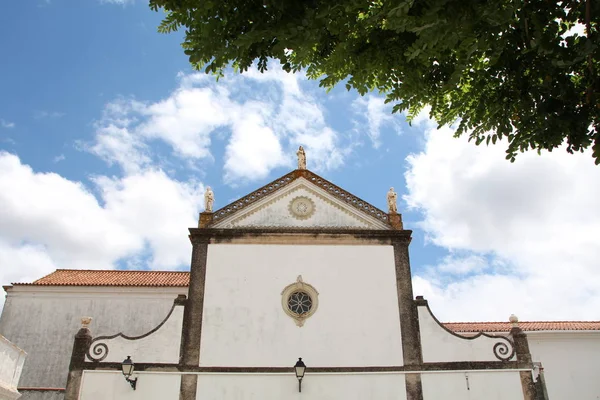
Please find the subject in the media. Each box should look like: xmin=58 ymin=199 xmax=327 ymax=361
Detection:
xmin=287 ymin=291 xmax=313 ymax=315
xmin=281 ymin=276 xmax=319 ymax=327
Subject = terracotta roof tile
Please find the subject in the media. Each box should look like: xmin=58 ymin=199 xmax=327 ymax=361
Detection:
xmin=443 ymin=321 xmax=600 ymax=332
xmin=12 ymin=270 xmax=600 ymax=332
xmin=14 ymin=269 xmax=189 ymax=287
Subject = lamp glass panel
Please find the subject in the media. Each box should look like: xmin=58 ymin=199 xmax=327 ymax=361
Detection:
xmin=122 ymin=358 xmax=134 ymax=376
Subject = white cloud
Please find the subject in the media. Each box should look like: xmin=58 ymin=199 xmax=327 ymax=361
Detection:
xmin=92 ymin=171 xmax=203 ymax=268
xmin=138 ymin=86 xmax=234 ymax=159
xmin=242 ymin=67 xmax=348 ymax=172
xmin=434 ymin=254 xmax=490 ymax=275
xmin=405 ymin=125 xmax=600 ymax=321
xmin=224 ymin=102 xmax=287 ymax=183
xmin=88 ymin=123 xmax=150 ymax=174
xmin=89 ymin=67 xmax=348 ymax=183
xmin=99 ymin=0 xmax=134 ymax=5
xmin=0 ymin=152 xmax=204 ymax=308
xmin=34 ymin=111 xmax=65 ymax=119
xmin=1 ymin=119 xmax=15 ymax=129
xmin=86 ymin=99 xmax=151 ymax=174
xmin=352 ymin=95 xmax=400 ymax=147
xmin=0 ymin=242 xmax=59 ymax=287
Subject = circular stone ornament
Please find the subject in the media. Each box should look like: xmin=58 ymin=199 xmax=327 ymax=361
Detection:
xmin=288 ymin=196 xmax=316 ymax=220
xmin=281 ymin=276 xmax=319 ymax=327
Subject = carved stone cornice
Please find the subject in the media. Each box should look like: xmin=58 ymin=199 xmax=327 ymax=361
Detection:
xmin=188 ymin=235 xmax=211 ymax=246
xmin=188 ymin=227 xmax=412 ymax=245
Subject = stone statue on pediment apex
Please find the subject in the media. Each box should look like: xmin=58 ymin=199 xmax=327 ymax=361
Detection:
xmin=297 ymin=146 xmax=306 ymax=170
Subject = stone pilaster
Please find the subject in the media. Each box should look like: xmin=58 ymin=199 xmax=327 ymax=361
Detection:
xmin=64 ymin=322 xmax=92 ymax=400
xmin=198 ymin=212 xmax=213 ymax=228
xmin=392 ymin=236 xmax=423 ymax=400
xmin=511 ymin=326 xmax=537 ymax=400
xmin=388 ymin=212 xmax=404 ymax=230
xmin=179 ymin=236 xmax=210 ymax=400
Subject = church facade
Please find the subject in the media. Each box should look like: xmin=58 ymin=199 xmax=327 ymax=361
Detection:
xmin=1 ymin=155 xmax=599 ymax=399
xmin=68 ymin=166 xmax=538 ymax=400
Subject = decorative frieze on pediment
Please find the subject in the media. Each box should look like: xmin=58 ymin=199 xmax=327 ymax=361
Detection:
xmin=212 ymin=178 xmax=390 ymax=230
xmin=208 ymin=169 xmax=392 ymax=229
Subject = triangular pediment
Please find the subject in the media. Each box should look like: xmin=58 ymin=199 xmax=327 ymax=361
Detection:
xmin=210 ymin=170 xmax=392 ymax=230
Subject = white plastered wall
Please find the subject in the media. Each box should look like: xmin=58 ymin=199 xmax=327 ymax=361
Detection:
xmin=0 ymin=287 xmax=185 ymax=388
xmin=421 ymin=371 xmax=524 ymax=399
xmin=528 ymin=332 xmax=600 ymax=399
xmin=200 ymin=244 xmax=403 ymax=367
xmin=418 ymin=305 xmax=515 ymax=362
xmin=78 ymin=371 xmax=528 ymax=400
xmin=196 ymin=373 xmax=407 ymax=400
xmin=85 ymin=305 xmax=184 ymax=364
xmin=78 ymin=372 xmax=407 ymax=400
xmin=79 ymin=371 xmax=180 ymax=400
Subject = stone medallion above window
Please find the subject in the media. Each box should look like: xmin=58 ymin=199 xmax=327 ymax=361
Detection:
xmin=288 ymin=196 xmax=316 ymax=220
xmin=281 ymin=276 xmax=319 ymax=327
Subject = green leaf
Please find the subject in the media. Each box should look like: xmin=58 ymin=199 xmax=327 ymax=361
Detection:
xmin=149 ymin=0 xmax=600 ymax=164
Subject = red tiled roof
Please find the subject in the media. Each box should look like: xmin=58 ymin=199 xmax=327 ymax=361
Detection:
xmin=443 ymin=321 xmax=600 ymax=332
xmin=11 ymin=270 xmax=600 ymax=332
xmin=13 ymin=269 xmax=189 ymax=287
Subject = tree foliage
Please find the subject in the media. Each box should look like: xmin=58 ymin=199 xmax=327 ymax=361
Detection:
xmin=149 ymin=0 xmax=600 ymax=163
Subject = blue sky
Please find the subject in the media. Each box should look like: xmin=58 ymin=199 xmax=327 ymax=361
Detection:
xmin=1 ymin=0 xmax=600 ymax=322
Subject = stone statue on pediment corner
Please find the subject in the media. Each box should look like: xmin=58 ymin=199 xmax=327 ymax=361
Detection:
xmin=387 ymin=187 xmax=398 ymax=214
xmin=204 ymin=186 xmax=214 ymax=212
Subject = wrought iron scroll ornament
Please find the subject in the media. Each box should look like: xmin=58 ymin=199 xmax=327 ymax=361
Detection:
xmin=419 ymin=301 xmax=516 ymax=362
xmin=86 ymin=302 xmax=178 ymax=362
xmin=89 ymin=342 xmax=109 ymax=362
xmin=492 ymin=337 xmax=515 ymax=362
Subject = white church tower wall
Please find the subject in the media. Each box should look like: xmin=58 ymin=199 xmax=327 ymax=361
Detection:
xmin=200 ymin=243 xmax=403 ymax=367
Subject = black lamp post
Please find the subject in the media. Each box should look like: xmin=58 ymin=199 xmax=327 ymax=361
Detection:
xmin=121 ymin=356 xmax=138 ymax=390
xmin=294 ymin=357 xmax=306 ymax=393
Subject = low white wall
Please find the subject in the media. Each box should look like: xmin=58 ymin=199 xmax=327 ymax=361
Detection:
xmin=79 ymin=371 xmax=180 ymax=400
xmin=528 ymin=332 xmax=600 ymax=399
xmin=0 ymin=287 xmax=184 ymax=388
xmin=418 ymin=306 xmax=515 ymax=362
xmin=0 ymin=335 xmax=27 ymax=400
xmin=79 ymin=371 xmax=407 ymax=400
xmin=85 ymin=305 xmax=183 ymax=364
xmin=421 ymin=370 xmax=523 ymax=399
xmin=196 ymin=373 xmax=407 ymax=400
xmin=200 ymin=244 xmax=403 ymax=367
xmin=79 ymin=370 xmax=529 ymax=400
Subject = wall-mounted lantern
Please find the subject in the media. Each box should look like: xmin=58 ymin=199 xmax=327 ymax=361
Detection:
xmin=121 ymin=356 xmax=138 ymax=390
xmin=294 ymin=357 xmax=306 ymax=392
